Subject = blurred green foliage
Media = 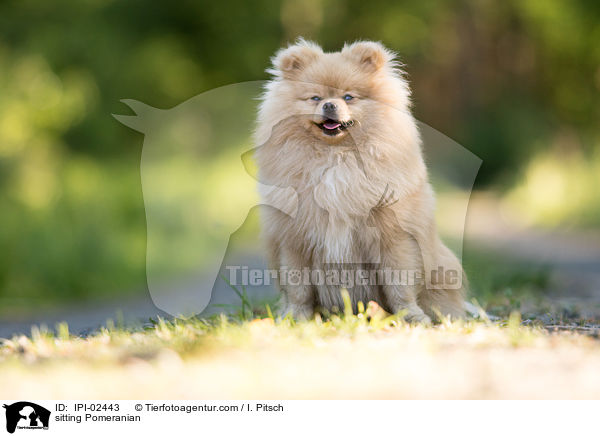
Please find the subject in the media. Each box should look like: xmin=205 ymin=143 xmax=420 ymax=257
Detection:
xmin=0 ymin=0 xmax=599 ymax=309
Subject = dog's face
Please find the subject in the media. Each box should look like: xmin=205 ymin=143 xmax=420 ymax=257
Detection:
xmin=261 ymin=40 xmax=411 ymax=146
xmin=297 ymin=85 xmax=358 ymax=142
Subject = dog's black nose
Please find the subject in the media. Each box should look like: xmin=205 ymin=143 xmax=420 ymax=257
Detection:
xmin=322 ymin=102 xmax=337 ymax=113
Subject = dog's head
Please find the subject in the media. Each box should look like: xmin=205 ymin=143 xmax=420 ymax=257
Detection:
xmin=260 ymin=39 xmax=412 ymax=146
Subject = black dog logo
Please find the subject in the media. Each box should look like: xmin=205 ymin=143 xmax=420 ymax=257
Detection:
xmin=3 ymin=402 xmax=50 ymax=433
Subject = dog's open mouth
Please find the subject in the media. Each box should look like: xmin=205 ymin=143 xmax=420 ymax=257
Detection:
xmin=314 ymin=119 xmax=354 ymax=136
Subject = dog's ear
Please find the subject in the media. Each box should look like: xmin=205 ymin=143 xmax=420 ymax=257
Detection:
xmin=270 ymin=38 xmax=322 ymax=79
xmin=342 ymin=41 xmax=393 ymax=72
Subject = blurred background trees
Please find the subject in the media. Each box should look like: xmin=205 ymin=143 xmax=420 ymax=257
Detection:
xmin=0 ymin=0 xmax=598 ymax=312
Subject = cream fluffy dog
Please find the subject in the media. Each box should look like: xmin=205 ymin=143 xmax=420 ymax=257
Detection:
xmin=254 ymin=39 xmax=465 ymax=323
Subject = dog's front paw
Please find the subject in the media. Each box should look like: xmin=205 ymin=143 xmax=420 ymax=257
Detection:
xmin=405 ymin=311 xmax=432 ymax=326
xmin=279 ymin=303 xmax=314 ymax=321
xmin=389 ymin=301 xmax=432 ymax=325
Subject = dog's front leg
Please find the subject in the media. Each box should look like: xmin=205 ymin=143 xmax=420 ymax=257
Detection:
xmin=380 ymin=239 xmax=431 ymax=324
xmin=371 ymin=204 xmax=432 ymax=324
xmin=278 ymin=249 xmax=315 ymax=320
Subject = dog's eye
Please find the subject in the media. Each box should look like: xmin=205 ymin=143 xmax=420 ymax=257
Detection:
xmin=343 ymin=94 xmax=354 ymax=101
xmin=310 ymin=96 xmax=322 ymax=101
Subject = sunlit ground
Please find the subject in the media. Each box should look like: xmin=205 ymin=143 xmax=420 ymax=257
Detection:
xmin=1 ymin=300 xmax=600 ymax=399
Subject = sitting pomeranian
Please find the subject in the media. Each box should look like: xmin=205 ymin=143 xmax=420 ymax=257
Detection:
xmin=254 ymin=39 xmax=465 ymax=323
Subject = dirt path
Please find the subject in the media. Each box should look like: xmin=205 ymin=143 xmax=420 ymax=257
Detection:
xmin=0 ymin=255 xmax=275 ymax=339
xmin=465 ymin=193 xmax=600 ymax=318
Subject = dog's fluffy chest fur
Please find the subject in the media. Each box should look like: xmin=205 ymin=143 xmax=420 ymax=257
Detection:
xmin=262 ymin=147 xmax=392 ymax=264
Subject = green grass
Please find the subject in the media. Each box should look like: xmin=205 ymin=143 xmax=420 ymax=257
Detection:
xmin=463 ymin=245 xmax=550 ymax=317
xmin=503 ymin=149 xmax=600 ymax=228
xmin=1 ymin=292 xmax=599 ymax=399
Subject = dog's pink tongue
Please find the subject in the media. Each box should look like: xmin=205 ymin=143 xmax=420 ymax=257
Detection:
xmin=323 ymin=121 xmax=341 ymax=130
